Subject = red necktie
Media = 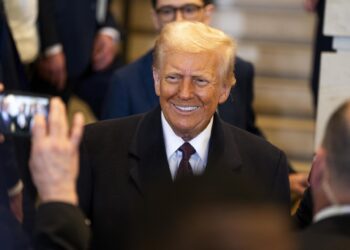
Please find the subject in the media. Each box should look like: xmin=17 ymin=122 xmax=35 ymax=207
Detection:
xmin=175 ymin=142 xmax=196 ymax=180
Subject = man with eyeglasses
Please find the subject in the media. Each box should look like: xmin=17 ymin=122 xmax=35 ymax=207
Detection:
xmin=102 ymin=0 xmax=261 ymax=136
xmin=102 ymin=0 xmax=309 ymax=198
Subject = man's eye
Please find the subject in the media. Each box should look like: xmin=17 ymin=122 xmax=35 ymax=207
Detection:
xmin=194 ymin=78 xmax=209 ymax=86
xmin=183 ymin=5 xmax=197 ymax=14
xmin=165 ymin=75 xmax=180 ymax=83
xmin=159 ymin=8 xmax=174 ymax=15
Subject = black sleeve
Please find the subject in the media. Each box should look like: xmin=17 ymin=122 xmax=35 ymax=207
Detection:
xmin=271 ymin=151 xmax=291 ymax=212
xmin=0 ymin=8 xmax=28 ymax=90
xmin=77 ymin=137 xmax=93 ymax=221
xmin=38 ymin=0 xmax=60 ymax=51
xmin=0 ymin=136 xmax=21 ymax=192
xmin=98 ymin=0 xmax=124 ymax=40
xmin=293 ymin=187 xmax=313 ymax=229
xmin=101 ymin=1 xmax=117 ymax=28
xmin=34 ymin=202 xmax=90 ymax=250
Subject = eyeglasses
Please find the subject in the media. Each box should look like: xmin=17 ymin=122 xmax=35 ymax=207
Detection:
xmin=156 ymin=4 xmax=204 ymax=22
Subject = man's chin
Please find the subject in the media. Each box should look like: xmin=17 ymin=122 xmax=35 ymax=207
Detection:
xmin=171 ymin=123 xmax=203 ymax=141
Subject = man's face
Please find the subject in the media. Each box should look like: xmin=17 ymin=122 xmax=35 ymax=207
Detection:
xmin=152 ymin=0 xmax=214 ymax=30
xmin=154 ymin=51 xmax=230 ymax=140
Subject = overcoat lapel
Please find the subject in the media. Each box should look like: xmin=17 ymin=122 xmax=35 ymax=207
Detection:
xmin=128 ymin=109 xmax=244 ymax=194
xmin=128 ymin=107 xmax=172 ymax=195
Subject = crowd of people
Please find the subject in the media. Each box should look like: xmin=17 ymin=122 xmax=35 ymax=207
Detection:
xmin=1 ymin=0 xmax=349 ymax=249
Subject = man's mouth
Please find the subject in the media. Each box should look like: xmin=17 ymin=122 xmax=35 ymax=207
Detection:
xmin=173 ymin=104 xmax=199 ymax=112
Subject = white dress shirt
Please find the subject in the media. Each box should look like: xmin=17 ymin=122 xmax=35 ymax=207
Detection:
xmin=3 ymin=0 xmax=39 ymax=63
xmin=161 ymin=112 xmax=213 ymax=180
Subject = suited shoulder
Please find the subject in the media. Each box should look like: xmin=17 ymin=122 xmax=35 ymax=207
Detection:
xmin=112 ymin=50 xmax=153 ymax=82
xmin=235 ymin=56 xmax=253 ymax=69
xmin=83 ymin=114 xmax=145 ymax=144
xmin=297 ymin=216 xmax=350 ymax=250
xmin=223 ymin=120 xmax=284 ymax=158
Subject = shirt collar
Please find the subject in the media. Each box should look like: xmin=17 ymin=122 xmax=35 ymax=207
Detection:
xmin=314 ymin=205 xmax=350 ymax=223
xmin=161 ymin=112 xmax=213 ymax=163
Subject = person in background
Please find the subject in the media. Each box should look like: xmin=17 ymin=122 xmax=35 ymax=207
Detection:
xmin=0 ymin=0 xmax=28 ymax=91
xmin=33 ymin=0 xmax=123 ymax=118
xmin=298 ymin=100 xmax=350 ymax=249
xmin=0 ymin=1 xmax=26 ymax=230
xmin=1 ymin=82 xmax=89 ymax=250
xmin=3 ymin=0 xmax=40 ymax=82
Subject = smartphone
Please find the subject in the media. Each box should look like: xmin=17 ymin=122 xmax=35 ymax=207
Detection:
xmin=0 ymin=91 xmax=50 ymax=136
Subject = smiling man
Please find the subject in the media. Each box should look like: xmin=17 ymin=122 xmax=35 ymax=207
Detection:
xmin=102 ymin=0 xmax=262 ymax=136
xmin=78 ymin=21 xmax=290 ymax=250
xmin=153 ymin=48 xmax=231 ymax=142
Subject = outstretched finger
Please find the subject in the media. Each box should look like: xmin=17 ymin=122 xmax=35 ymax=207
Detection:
xmin=32 ymin=114 xmax=47 ymax=142
xmin=49 ymin=98 xmax=68 ymax=138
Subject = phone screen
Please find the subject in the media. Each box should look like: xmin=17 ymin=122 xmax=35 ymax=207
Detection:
xmin=0 ymin=91 xmax=50 ymax=136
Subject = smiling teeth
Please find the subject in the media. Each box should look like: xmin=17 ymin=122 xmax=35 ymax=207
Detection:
xmin=175 ymin=105 xmax=198 ymax=112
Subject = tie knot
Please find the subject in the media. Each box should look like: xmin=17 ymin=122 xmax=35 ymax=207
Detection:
xmin=179 ymin=142 xmax=196 ymax=161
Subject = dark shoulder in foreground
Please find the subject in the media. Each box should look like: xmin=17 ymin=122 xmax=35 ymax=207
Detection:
xmin=222 ymin=120 xmax=283 ymax=156
xmin=84 ymin=113 xmax=145 ymax=139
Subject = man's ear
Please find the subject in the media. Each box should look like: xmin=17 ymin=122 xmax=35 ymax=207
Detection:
xmin=203 ymin=4 xmax=215 ymax=25
xmin=218 ymin=81 xmax=232 ymax=104
xmin=310 ymin=148 xmax=327 ymax=189
xmin=153 ymin=67 xmax=161 ymax=96
xmin=151 ymin=9 xmax=161 ymax=31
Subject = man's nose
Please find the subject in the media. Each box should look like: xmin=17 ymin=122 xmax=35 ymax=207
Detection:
xmin=178 ymin=78 xmax=194 ymax=99
xmin=174 ymin=9 xmax=184 ymax=21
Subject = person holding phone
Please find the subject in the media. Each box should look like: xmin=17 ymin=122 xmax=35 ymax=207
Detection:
xmin=0 ymin=83 xmax=90 ymax=250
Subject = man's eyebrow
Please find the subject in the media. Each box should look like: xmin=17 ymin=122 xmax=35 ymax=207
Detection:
xmin=157 ymin=4 xmax=177 ymax=9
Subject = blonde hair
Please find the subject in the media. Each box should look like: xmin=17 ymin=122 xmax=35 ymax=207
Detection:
xmin=153 ymin=21 xmax=237 ymax=87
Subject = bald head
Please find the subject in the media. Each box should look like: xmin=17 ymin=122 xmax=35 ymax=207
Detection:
xmin=322 ymin=101 xmax=350 ymax=189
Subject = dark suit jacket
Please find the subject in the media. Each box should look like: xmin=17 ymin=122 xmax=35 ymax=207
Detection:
xmin=0 ymin=2 xmax=36 ymax=236
xmin=33 ymin=203 xmax=90 ymax=250
xmin=0 ymin=202 xmax=89 ymax=250
xmin=35 ymin=0 xmax=123 ymax=117
xmin=102 ymin=50 xmax=262 ymax=136
xmin=0 ymin=114 xmax=13 ymax=134
xmin=78 ymin=106 xmax=290 ymax=250
xmin=1 ymin=138 xmax=89 ymax=250
xmin=298 ymin=214 xmax=350 ymax=250
xmin=0 ymin=0 xmax=28 ymax=90
xmin=0 ymin=206 xmax=29 ymax=250
xmin=0 ymin=136 xmax=20 ymax=197
xmin=294 ymin=187 xmax=313 ymax=229
xmin=38 ymin=0 xmax=119 ymax=78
